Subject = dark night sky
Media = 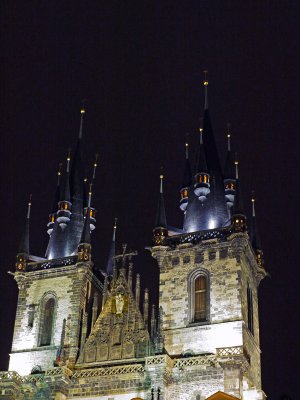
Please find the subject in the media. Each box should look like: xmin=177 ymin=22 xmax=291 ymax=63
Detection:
xmin=1 ymin=2 xmax=300 ymax=399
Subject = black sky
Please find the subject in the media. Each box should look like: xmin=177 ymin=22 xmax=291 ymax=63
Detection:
xmin=1 ymin=2 xmax=300 ymax=399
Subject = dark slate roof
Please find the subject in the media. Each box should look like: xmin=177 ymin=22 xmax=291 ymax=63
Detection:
xmin=183 ymin=109 xmax=229 ymax=232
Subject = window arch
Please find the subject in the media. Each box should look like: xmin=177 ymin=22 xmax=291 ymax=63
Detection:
xmin=39 ymin=294 xmax=56 ymax=346
xmin=188 ymin=269 xmax=210 ymax=324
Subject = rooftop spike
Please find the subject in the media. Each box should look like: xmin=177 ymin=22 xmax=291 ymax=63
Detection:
xmin=80 ymin=207 xmax=91 ymax=245
xmin=250 ymin=193 xmax=264 ymax=267
xmin=79 ymin=103 xmax=86 ymax=140
xmin=231 ymin=159 xmax=246 ymax=232
xmin=153 ymin=173 xmax=168 ymax=245
xmin=16 ymin=195 xmax=32 ymax=270
xmin=88 ymin=183 xmax=92 ymax=208
xmin=106 ymin=218 xmax=118 ymax=276
xmin=180 ymin=141 xmax=192 ymax=212
xmin=227 ymin=124 xmax=231 ymax=151
xmin=92 ymin=154 xmax=99 ymax=181
xmin=203 ymin=70 xmax=208 ymax=110
xmin=235 ymin=158 xmax=239 ymax=180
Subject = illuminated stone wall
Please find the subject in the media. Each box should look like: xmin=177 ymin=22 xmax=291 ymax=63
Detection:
xmin=9 ymin=263 xmax=102 ymax=376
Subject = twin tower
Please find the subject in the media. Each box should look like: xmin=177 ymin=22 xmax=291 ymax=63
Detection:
xmin=0 ymin=80 xmax=267 ymax=400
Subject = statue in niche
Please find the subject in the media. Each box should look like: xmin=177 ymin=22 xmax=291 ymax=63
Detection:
xmin=116 ymin=293 xmax=125 ymax=314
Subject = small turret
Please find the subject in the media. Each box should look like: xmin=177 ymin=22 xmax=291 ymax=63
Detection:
xmin=153 ymin=174 xmax=168 ymax=246
xmin=224 ymin=124 xmax=236 ymax=209
xmin=47 ymin=164 xmax=62 ymax=236
xmin=57 ymin=150 xmax=72 ymax=229
xmin=250 ymin=194 xmax=264 ymax=268
xmin=194 ymin=126 xmax=210 ymax=202
xmin=231 ymin=159 xmax=247 ymax=232
xmin=16 ymin=196 xmax=32 ymax=271
xmin=179 ymin=142 xmax=192 ymax=212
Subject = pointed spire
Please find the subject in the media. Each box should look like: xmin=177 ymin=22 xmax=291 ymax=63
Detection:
xmin=250 ymin=193 xmax=262 ymax=251
xmin=52 ymin=163 xmax=62 ymax=212
xmin=16 ymin=195 xmax=32 ymax=270
xmin=224 ymin=124 xmax=235 ymax=179
xmin=231 ymin=158 xmax=247 ymax=232
xmin=92 ymin=154 xmax=99 ymax=181
xmin=155 ymin=173 xmax=167 ymax=229
xmin=135 ymin=273 xmax=141 ymax=309
xmin=153 ymin=173 xmax=168 ymax=245
xmin=106 ymin=218 xmax=118 ymax=276
xmin=78 ymin=103 xmax=85 ymax=140
xmin=18 ymin=195 xmax=32 ymax=255
xmin=182 ymin=141 xmax=192 ymax=187
xmin=203 ymin=70 xmax=208 ymax=110
xmin=60 ymin=150 xmax=71 ymax=203
xmin=80 ymin=208 xmax=91 ymax=245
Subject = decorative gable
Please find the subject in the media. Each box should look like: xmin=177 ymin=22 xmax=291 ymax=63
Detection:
xmin=206 ymin=391 xmax=239 ymax=400
xmin=78 ymin=269 xmax=150 ymax=365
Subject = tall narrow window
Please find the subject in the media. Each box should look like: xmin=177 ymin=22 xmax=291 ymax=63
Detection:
xmin=247 ymin=284 xmax=254 ymax=335
xmin=40 ymin=297 xmax=55 ymax=346
xmin=194 ymin=275 xmax=207 ymax=322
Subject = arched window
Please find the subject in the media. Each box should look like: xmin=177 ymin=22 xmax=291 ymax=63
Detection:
xmin=194 ymin=275 xmax=206 ymax=322
xmin=189 ymin=269 xmax=210 ymax=324
xmin=247 ymin=284 xmax=254 ymax=335
xmin=39 ymin=296 xmax=55 ymax=346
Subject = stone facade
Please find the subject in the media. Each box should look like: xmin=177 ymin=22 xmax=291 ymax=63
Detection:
xmin=0 ymin=231 xmax=267 ymax=399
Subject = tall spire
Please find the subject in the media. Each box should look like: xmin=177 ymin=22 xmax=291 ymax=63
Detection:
xmin=224 ymin=124 xmax=235 ymax=179
xmin=250 ymin=193 xmax=264 ymax=267
xmin=231 ymin=158 xmax=246 ymax=232
xmin=106 ymin=218 xmax=118 ymax=276
xmin=179 ymin=141 xmax=192 ymax=212
xmin=153 ymin=173 xmax=168 ymax=245
xmin=47 ymin=164 xmax=62 ymax=236
xmin=250 ymin=193 xmax=262 ymax=251
xmin=16 ymin=195 xmax=32 ymax=271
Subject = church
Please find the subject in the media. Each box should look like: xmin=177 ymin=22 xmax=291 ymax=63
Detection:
xmin=0 ymin=78 xmax=267 ymax=399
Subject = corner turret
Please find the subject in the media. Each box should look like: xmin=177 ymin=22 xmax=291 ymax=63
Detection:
xmin=57 ymin=150 xmax=72 ymax=229
xmin=47 ymin=164 xmax=62 ymax=236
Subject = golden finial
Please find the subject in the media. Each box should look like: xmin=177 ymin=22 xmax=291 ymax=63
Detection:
xmin=251 ymin=191 xmax=256 ymax=216
xmin=185 ymin=142 xmax=189 ymax=159
xmin=203 ymin=70 xmax=208 ymax=86
xmin=93 ymin=154 xmax=99 ymax=180
xmin=227 ymin=124 xmax=231 ymax=151
xmin=114 ymin=217 xmax=118 ymax=229
xmin=27 ymin=194 xmax=32 ymax=219
xmin=58 ymin=163 xmax=62 ymax=176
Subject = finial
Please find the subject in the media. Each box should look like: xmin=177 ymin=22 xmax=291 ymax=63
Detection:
xmin=57 ymin=163 xmax=62 ymax=184
xmin=160 ymin=170 xmax=164 ymax=194
xmin=203 ymin=70 xmax=208 ymax=110
xmin=66 ymin=148 xmax=71 ymax=173
xmin=27 ymin=194 xmax=32 ymax=219
xmin=92 ymin=154 xmax=99 ymax=180
xmin=185 ymin=142 xmax=189 ymax=159
xmin=79 ymin=100 xmax=86 ymax=139
xmin=251 ymin=191 xmax=256 ymax=217
xmin=234 ymin=153 xmax=239 ymax=180
xmin=113 ymin=217 xmax=118 ymax=241
xmin=199 ymin=126 xmax=204 ymax=145
xmin=88 ymin=183 xmax=92 ymax=207
xmin=227 ymin=123 xmax=231 ymax=151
